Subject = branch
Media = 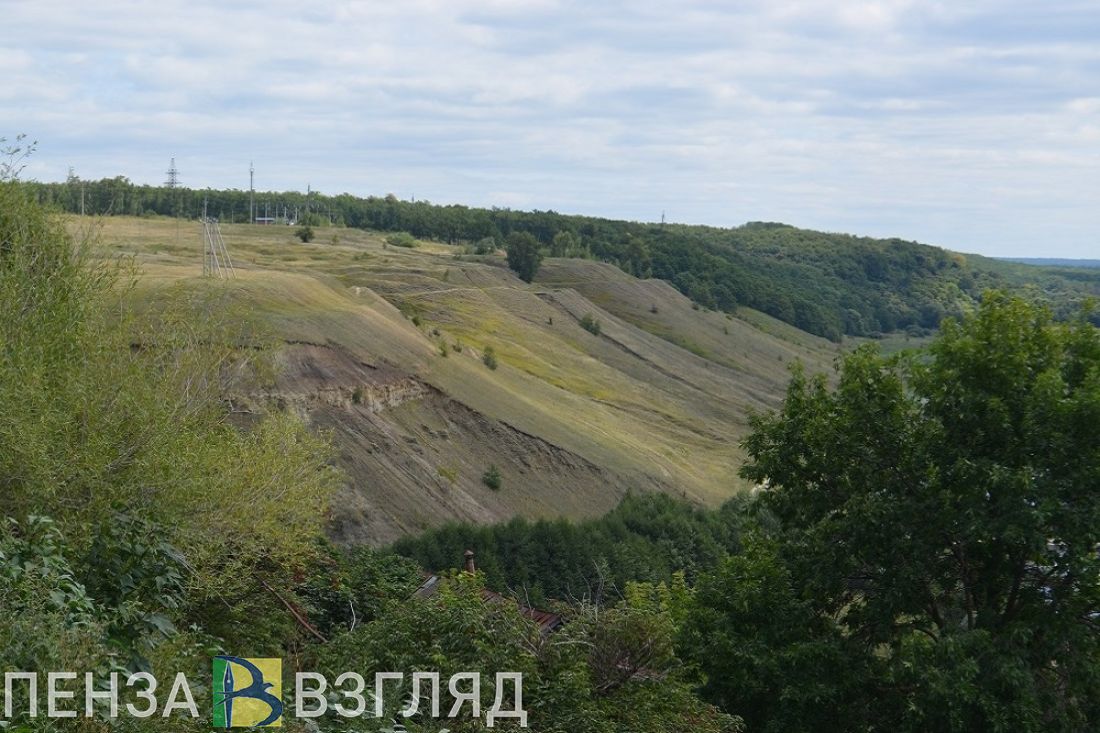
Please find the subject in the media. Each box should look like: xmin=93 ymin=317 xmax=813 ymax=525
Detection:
xmin=258 ymin=577 xmax=327 ymax=643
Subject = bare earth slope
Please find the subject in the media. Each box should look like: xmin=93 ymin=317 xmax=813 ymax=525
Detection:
xmin=90 ymin=217 xmax=837 ymax=544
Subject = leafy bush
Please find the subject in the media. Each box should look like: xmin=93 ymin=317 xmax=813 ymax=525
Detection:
xmin=482 ymin=464 xmax=502 ymax=491
xmin=580 ymin=313 xmax=602 ymax=335
xmin=0 ymin=180 xmax=337 ymax=660
xmin=295 ymin=224 xmax=314 ymax=242
xmin=482 ymin=345 xmax=498 ymax=370
xmin=386 ymin=231 xmax=417 ymax=248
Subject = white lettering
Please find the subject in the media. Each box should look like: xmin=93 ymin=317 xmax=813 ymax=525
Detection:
xmin=486 ymin=672 xmax=527 ymax=728
xmin=161 ymin=673 xmax=197 ymax=718
xmin=84 ymin=672 xmax=118 ymax=718
xmin=294 ymin=672 xmax=327 ymax=718
xmin=47 ymin=672 xmax=77 ymax=718
xmin=402 ymin=671 xmax=440 ymax=718
xmin=4 ymin=672 xmax=37 ymax=719
xmin=373 ymin=672 xmax=403 ymax=718
xmin=334 ymin=672 xmax=366 ymax=717
xmin=447 ymin=672 xmax=480 ymax=718
xmin=125 ymin=673 xmax=157 ymax=718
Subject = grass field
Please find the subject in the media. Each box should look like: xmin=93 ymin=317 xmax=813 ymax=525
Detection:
xmin=83 ymin=215 xmax=843 ymax=542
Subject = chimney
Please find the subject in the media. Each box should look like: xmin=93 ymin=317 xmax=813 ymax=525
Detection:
xmin=463 ymin=549 xmax=476 ymax=574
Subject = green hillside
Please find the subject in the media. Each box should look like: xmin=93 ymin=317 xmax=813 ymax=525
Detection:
xmin=86 ymin=214 xmax=839 ymax=543
xmin=28 ymin=179 xmax=1100 ymax=342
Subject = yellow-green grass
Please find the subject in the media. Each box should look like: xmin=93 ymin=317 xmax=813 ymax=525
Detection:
xmin=81 ymin=216 xmax=838 ymax=520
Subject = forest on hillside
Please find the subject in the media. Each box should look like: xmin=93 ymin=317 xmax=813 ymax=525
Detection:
xmin=25 ymin=177 xmax=1100 ymax=341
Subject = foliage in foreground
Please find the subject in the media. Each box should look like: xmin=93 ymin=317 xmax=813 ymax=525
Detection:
xmin=684 ymin=294 xmax=1100 ymax=732
xmin=0 ymin=180 xmax=335 ymax=729
xmin=310 ymin=571 xmax=741 ymax=733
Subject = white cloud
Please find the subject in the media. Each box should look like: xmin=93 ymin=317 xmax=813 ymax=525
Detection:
xmin=3 ymin=0 xmax=1099 ymax=256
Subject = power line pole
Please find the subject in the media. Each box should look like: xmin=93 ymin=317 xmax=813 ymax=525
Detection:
xmin=249 ymin=161 xmax=255 ymax=225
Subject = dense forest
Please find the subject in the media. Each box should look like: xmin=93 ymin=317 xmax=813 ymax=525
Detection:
xmin=391 ymin=493 xmax=746 ymax=606
xmin=25 ymin=177 xmax=1100 ymax=341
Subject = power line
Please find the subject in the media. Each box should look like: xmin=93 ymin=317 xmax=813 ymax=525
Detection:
xmin=201 ymin=198 xmax=235 ymax=278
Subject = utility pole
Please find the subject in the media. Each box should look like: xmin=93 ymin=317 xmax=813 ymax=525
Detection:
xmin=249 ymin=161 xmax=255 ymax=224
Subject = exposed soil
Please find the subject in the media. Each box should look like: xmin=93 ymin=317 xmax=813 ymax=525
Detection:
xmin=243 ymin=343 xmax=669 ymax=545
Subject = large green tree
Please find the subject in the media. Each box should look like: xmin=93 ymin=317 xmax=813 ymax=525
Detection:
xmin=686 ymin=293 xmax=1100 ymax=732
xmin=506 ymin=231 xmax=542 ymax=282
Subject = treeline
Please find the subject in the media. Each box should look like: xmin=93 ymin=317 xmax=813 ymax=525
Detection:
xmin=391 ymin=493 xmax=746 ymax=606
xmin=24 ymin=177 xmax=1100 ymax=340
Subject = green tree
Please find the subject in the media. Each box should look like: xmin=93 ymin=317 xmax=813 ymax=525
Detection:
xmin=506 ymin=231 xmax=542 ymax=282
xmin=0 ymin=179 xmax=338 ymax=660
xmin=686 ymin=293 xmax=1100 ymax=732
xmin=551 ymin=230 xmax=578 ymax=257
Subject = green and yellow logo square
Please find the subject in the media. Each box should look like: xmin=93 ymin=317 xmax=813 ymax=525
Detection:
xmin=212 ymin=656 xmax=283 ymax=727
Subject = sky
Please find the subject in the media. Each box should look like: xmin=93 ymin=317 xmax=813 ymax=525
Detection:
xmin=3 ymin=0 xmax=1098 ymax=257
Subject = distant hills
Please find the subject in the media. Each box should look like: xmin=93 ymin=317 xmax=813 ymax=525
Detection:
xmin=997 ymin=257 xmax=1100 ymax=269
xmin=26 ymin=177 xmax=1100 ymax=340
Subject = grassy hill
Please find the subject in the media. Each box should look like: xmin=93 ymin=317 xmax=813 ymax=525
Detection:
xmin=30 ymin=179 xmax=1100 ymax=342
xmin=86 ymin=215 xmax=840 ymax=544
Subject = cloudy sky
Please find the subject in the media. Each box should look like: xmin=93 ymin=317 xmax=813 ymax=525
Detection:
xmin=4 ymin=1 xmax=1098 ymax=257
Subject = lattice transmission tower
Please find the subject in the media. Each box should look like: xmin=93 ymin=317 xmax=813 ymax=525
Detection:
xmin=165 ymin=158 xmax=181 ymax=188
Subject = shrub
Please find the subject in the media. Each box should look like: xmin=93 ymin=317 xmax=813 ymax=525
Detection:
xmin=385 ymin=232 xmax=417 ymax=248
xmin=482 ymin=464 xmax=502 ymax=491
xmin=580 ymin=313 xmax=602 ymax=336
xmin=482 ymin=345 xmax=498 ymax=370
xmin=296 ymin=225 xmax=314 ymax=243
